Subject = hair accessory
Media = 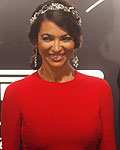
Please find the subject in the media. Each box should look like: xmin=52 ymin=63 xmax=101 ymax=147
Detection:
xmin=30 ymin=3 xmax=81 ymax=26
xmin=34 ymin=48 xmax=37 ymax=68
xmin=72 ymin=50 xmax=79 ymax=68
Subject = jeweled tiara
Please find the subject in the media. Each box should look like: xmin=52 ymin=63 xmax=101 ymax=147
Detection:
xmin=30 ymin=3 xmax=81 ymax=26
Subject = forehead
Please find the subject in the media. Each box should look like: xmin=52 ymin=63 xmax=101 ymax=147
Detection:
xmin=39 ymin=20 xmax=69 ymax=36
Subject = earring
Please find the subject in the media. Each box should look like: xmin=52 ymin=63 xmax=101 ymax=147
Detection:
xmin=72 ymin=49 xmax=79 ymax=68
xmin=34 ymin=48 xmax=37 ymax=68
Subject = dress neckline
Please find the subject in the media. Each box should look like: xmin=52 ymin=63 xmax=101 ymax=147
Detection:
xmin=34 ymin=69 xmax=78 ymax=85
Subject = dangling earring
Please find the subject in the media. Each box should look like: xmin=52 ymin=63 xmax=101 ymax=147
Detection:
xmin=34 ymin=48 xmax=37 ymax=68
xmin=72 ymin=49 xmax=79 ymax=68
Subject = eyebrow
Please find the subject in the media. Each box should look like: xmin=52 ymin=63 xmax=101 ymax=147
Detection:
xmin=40 ymin=33 xmax=70 ymax=37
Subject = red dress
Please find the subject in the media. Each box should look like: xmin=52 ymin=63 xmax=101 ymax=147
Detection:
xmin=1 ymin=70 xmax=116 ymax=150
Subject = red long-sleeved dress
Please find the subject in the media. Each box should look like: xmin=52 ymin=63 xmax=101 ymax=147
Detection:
xmin=1 ymin=70 xmax=116 ymax=150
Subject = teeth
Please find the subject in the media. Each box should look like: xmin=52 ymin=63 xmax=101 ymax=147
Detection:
xmin=51 ymin=55 xmax=63 ymax=59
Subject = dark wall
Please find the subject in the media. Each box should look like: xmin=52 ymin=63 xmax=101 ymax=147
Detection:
xmin=0 ymin=0 xmax=119 ymax=149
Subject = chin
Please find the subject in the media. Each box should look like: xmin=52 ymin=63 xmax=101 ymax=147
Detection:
xmin=48 ymin=62 xmax=66 ymax=68
xmin=46 ymin=58 xmax=69 ymax=68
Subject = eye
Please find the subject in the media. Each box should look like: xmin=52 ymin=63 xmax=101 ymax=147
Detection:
xmin=61 ymin=36 xmax=72 ymax=42
xmin=42 ymin=36 xmax=53 ymax=41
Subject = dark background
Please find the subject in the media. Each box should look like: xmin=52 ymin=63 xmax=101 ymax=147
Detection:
xmin=0 ymin=0 xmax=119 ymax=149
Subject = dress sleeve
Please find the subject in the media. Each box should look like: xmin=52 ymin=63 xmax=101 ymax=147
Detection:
xmin=1 ymin=84 xmax=21 ymax=150
xmin=98 ymin=80 xmax=116 ymax=150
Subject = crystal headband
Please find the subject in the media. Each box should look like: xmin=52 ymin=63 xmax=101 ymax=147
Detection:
xmin=30 ymin=3 xmax=81 ymax=26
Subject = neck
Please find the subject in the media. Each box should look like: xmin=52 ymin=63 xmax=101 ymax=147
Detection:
xmin=38 ymin=62 xmax=76 ymax=83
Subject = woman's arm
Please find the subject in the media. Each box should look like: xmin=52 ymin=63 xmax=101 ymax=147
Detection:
xmin=98 ymin=80 xmax=116 ymax=150
xmin=1 ymin=84 xmax=21 ymax=150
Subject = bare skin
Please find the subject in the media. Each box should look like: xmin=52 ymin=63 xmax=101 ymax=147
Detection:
xmin=36 ymin=20 xmax=76 ymax=83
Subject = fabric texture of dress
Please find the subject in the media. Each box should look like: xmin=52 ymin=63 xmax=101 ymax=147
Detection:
xmin=1 ymin=70 xmax=116 ymax=150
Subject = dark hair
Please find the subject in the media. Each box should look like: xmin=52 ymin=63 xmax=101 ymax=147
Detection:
xmin=28 ymin=0 xmax=82 ymax=70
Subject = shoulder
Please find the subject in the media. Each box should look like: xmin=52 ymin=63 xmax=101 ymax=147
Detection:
xmin=77 ymin=71 xmax=113 ymax=105
xmin=77 ymin=70 xmax=109 ymax=86
xmin=76 ymin=70 xmax=112 ymax=94
xmin=3 ymin=71 xmax=38 ymax=105
xmin=5 ymin=71 xmax=38 ymax=93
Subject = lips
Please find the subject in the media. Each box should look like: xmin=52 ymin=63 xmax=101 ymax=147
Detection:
xmin=49 ymin=53 xmax=65 ymax=61
xmin=49 ymin=53 xmax=65 ymax=56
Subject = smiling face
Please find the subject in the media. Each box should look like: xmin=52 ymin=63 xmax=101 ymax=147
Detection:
xmin=37 ymin=20 xmax=75 ymax=69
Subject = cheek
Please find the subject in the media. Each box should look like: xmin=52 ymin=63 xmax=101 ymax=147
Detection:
xmin=65 ymin=41 xmax=75 ymax=51
xmin=38 ymin=41 xmax=50 ymax=51
xmin=37 ymin=42 xmax=53 ymax=57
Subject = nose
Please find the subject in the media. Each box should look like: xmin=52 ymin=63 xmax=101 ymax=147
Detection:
xmin=52 ymin=39 xmax=61 ymax=53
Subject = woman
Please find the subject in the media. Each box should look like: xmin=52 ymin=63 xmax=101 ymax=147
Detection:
xmin=1 ymin=0 xmax=116 ymax=149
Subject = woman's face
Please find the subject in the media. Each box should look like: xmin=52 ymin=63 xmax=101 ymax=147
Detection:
xmin=37 ymin=20 xmax=75 ymax=68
